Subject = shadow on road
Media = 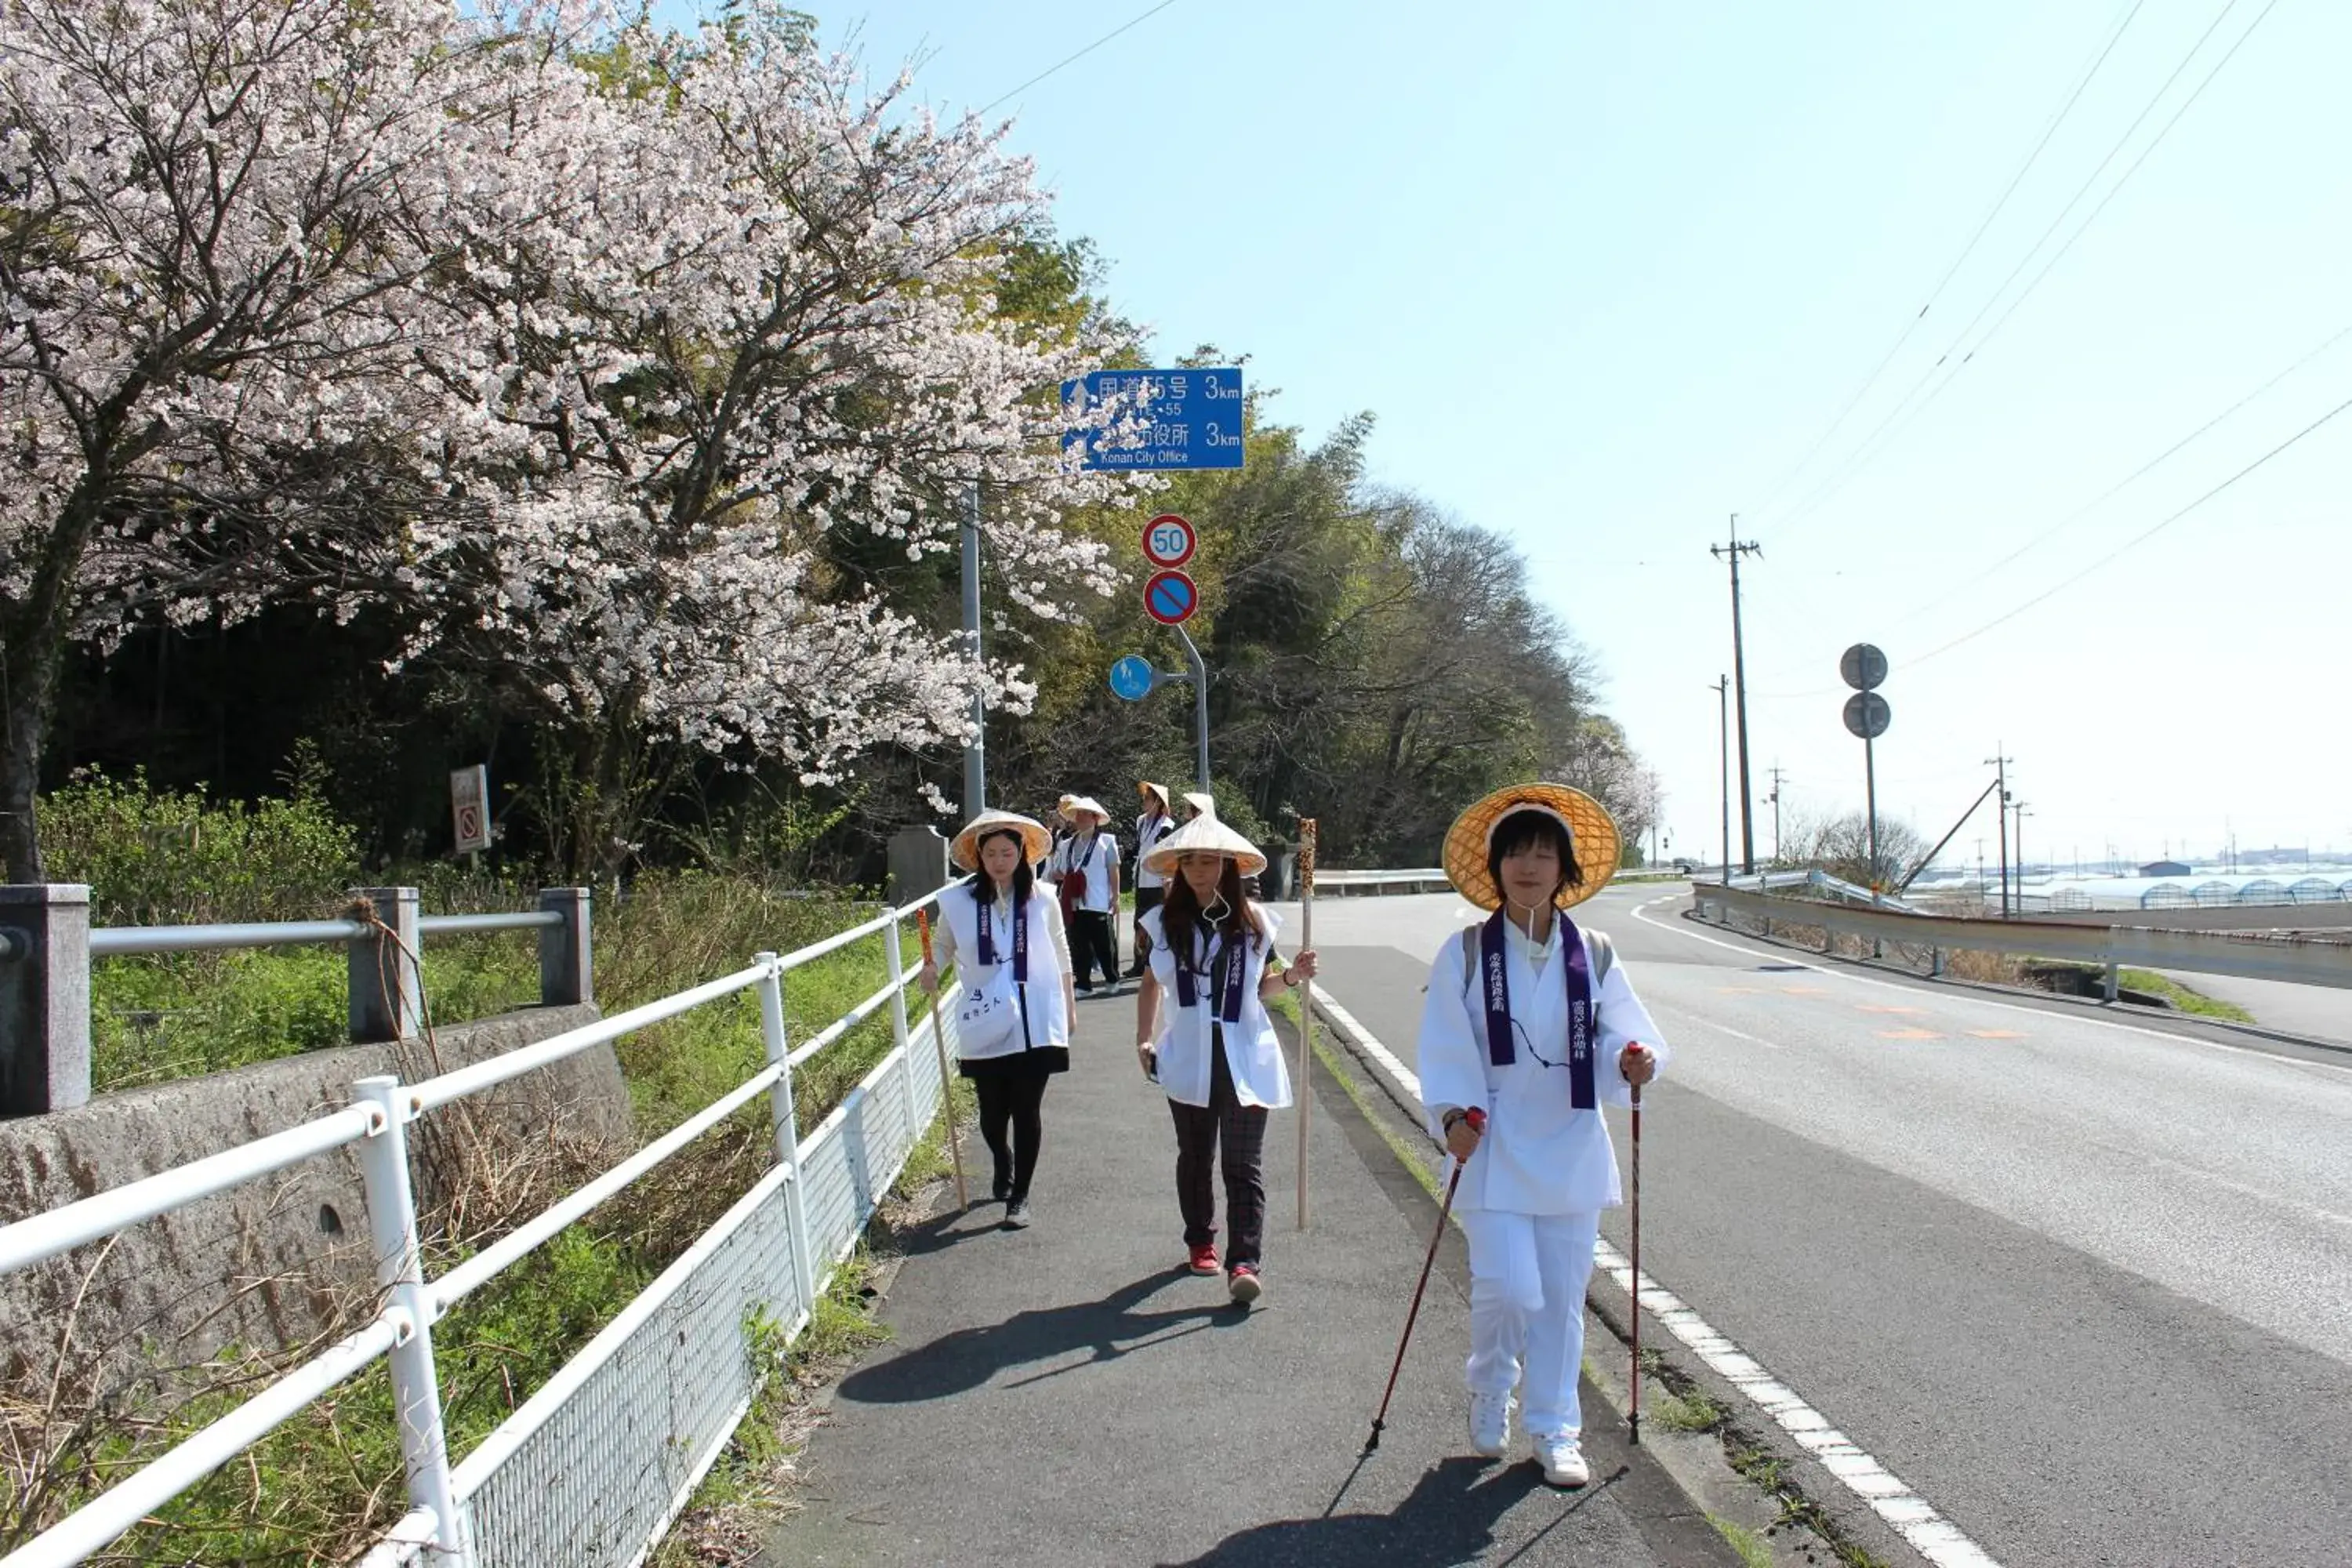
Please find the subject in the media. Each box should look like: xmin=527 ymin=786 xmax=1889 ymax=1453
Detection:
xmin=1153 ymin=1456 xmax=1623 ymax=1567
xmin=837 ymin=1263 xmax=1245 ymax=1404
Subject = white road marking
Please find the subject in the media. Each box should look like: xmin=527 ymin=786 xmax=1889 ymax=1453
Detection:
xmin=1307 ymin=965 xmax=2005 ymax=1568
xmin=1628 ymin=894 xmax=2352 ymax=1081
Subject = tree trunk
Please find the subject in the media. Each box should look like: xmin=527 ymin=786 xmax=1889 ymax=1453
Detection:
xmin=0 ymin=474 xmax=110 ymax=882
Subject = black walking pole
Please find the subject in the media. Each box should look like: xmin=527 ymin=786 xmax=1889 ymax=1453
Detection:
xmin=1628 ymin=1078 xmax=1643 ymax=1446
xmin=1365 ymin=1109 xmax=1484 ymax=1454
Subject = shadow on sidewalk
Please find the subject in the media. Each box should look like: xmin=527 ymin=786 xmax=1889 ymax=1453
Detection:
xmin=1155 ymin=1456 xmax=1622 ymax=1567
xmin=837 ymin=1264 xmax=1247 ymax=1404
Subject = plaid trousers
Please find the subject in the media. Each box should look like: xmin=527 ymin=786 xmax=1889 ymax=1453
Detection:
xmin=1167 ymin=1025 xmax=1269 ymax=1268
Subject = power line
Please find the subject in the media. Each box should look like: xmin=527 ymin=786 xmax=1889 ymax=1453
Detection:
xmin=1911 ymin=387 xmax=2352 ymax=666
xmin=1750 ymin=0 xmax=2146 ymax=518
xmin=1896 ymin=317 xmax=2352 ymax=623
xmin=978 ymin=0 xmax=1181 ymax=115
xmin=1771 ymin=0 xmax=2267 ymax=536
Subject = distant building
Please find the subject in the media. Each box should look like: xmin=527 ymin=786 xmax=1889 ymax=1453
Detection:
xmin=2138 ymin=859 xmax=2191 ymax=878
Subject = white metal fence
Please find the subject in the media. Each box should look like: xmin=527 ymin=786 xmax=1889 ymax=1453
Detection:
xmin=0 ymin=891 xmax=959 ymax=1568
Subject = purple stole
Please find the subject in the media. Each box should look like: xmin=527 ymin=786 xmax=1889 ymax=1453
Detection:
xmin=1174 ymin=925 xmax=1248 ymax=1025
xmin=1478 ymin=909 xmax=1596 ymax=1109
xmin=976 ymin=891 xmax=1029 ymax=983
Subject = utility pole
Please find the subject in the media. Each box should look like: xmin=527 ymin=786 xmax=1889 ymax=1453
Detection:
xmin=960 ymin=482 xmax=985 ymax=819
xmin=1766 ymin=765 xmax=1786 ymax=863
xmin=2013 ymin=802 xmax=2033 ymax=909
xmin=1711 ymin=676 xmax=1730 ymax=885
xmin=1711 ymin=521 xmax=1763 ymax=874
xmin=1985 ymin=753 xmax=2013 ymax=917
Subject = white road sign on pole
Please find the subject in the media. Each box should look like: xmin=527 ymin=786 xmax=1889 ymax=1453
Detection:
xmin=451 ymin=765 xmax=492 ymax=855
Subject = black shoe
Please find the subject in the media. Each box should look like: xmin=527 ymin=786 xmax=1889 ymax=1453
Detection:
xmin=1004 ymin=1200 xmax=1033 ymax=1229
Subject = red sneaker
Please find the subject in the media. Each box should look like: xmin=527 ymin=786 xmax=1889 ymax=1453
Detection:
xmin=1188 ymin=1243 xmax=1220 ymax=1276
xmin=1228 ymin=1263 xmax=1263 ymax=1305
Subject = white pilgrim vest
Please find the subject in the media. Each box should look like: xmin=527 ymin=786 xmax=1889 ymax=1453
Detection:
xmin=1138 ymin=905 xmax=1292 ymax=1110
xmin=940 ymin=881 xmax=1069 ymax=1060
xmin=1413 ymin=920 xmax=1668 ymax=1216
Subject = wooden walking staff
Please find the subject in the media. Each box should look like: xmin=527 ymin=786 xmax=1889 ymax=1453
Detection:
xmin=1294 ymin=819 xmax=1317 ymax=1229
xmin=914 ymin=910 xmax=969 ymax=1209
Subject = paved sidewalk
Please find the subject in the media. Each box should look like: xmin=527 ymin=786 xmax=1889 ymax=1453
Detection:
xmin=771 ymin=989 xmax=1738 ymax=1567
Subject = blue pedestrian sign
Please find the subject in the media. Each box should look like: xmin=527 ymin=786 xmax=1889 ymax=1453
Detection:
xmin=1108 ymin=655 xmax=1157 ymax=702
xmin=1062 ymin=367 xmax=1247 ymax=471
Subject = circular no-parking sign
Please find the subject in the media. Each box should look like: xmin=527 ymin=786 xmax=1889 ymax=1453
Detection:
xmin=1142 ymin=514 xmax=1196 ymax=569
xmin=1144 ymin=568 xmax=1198 ymax=626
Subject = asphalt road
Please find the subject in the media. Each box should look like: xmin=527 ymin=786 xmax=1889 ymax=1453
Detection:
xmin=1290 ymin=884 xmax=2352 ymax=1568
xmin=775 ymin=965 xmax=1737 ymax=1567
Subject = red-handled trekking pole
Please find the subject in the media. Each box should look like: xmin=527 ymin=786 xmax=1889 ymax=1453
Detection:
xmin=1629 ymin=1077 xmax=1643 ymax=1446
xmin=1364 ymin=1107 xmax=1485 ymax=1454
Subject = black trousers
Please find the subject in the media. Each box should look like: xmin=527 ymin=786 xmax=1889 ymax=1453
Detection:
xmin=1070 ymin=909 xmax=1119 ymax=991
xmin=1128 ymin=886 xmax=1165 ymax=975
xmin=972 ymin=1062 xmax=1051 ymax=1201
xmin=1167 ymin=1029 xmax=1269 ymax=1269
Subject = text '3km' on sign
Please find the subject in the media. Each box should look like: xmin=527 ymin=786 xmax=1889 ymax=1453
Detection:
xmin=1062 ymin=367 xmax=1246 ymax=470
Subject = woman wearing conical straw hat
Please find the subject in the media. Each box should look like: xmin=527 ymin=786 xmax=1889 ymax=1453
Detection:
xmin=1133 ymin=815 xmax=1317 ymax=1305
xmin=1127 ymin=783 xmax=1178 ymax=981
xmin=918 ymin=810 xmax=1076 ymax=1229
xmin=1414 ymin=783 xmax=1667 ymax=1487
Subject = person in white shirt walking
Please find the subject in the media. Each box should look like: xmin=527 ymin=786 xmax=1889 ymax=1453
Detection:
xmin=1128 ymin=782 xmax=1177 ymax=981
xmin=1414 ymin=782 xmax=1665 ymax=1489
xmin=919 ymin=810 xmax=1076 ymax=1229
xmin=1051 ymin=796 xmax=1123 ymax=995
xmin=1133 ymin=815 xmax=1318 ymax=1305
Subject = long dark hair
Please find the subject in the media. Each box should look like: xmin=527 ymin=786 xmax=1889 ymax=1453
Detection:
xmin=1159 ymin=856 xmax=1259 ymax=970
xmin=1486 ymin=808 xmax=1584 ymax=906
xmin=964 ymin=829 xmax=1036 ymax=905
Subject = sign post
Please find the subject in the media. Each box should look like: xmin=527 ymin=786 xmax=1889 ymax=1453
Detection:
xmin=450 ymin=766 xmax=492 ymax=860
xmin=1839 ymin=644 xmax=1891 ymax=894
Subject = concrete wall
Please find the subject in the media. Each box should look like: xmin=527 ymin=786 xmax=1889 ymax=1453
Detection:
xmin=0 ymin=1004 xmax=626 ymax=1403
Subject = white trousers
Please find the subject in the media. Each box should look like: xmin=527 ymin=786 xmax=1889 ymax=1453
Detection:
xmin=1460 ymin=1207 xmax=1601 ymax=1439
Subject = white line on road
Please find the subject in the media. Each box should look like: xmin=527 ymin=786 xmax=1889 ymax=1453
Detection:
xmin=1306 ymin=966 xmax=2006 ymax=1568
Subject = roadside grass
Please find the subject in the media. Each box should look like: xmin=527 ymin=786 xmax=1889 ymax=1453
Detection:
xmin=1708 ymin=1515 xmax=1775 ymax=1568
xmin=2118 ymin=967 xmax=2256 ymax=1023
xmin=12 ymin=869 xmax=943 ymax=1566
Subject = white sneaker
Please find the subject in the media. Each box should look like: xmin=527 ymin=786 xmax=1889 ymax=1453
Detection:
xmin=1468 ymin=1390 xmax=1513 ymax=1458
xmin=1534 ymin=1432 xmax=1589 ymax=1488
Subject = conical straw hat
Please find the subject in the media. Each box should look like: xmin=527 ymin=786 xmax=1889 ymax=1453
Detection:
xmin=950 ymin=810 xmax=1054 ymax=872
xmin=1181 ymin=791 xmax=1217 ymax=821
xmin=1441 ymin=783 xmax=1621 ymax=912
xmin=1142 ymin=814 xmax=1267 ymax=880
xmin=1137 ymin=781 xmax=1171 ymax=812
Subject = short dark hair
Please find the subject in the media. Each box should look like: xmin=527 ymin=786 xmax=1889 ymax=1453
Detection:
xmin=1486 ymin=808 xmax=1584 ymax=906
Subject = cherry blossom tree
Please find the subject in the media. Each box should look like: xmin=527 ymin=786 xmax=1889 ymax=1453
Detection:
xmin=400 ymin=11 xmax=1139 ymax=870
xmin=0 ymin=0 xmax=608 ymax=878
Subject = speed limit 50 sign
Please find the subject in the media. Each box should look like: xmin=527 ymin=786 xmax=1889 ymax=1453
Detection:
xmin=1142 ymin=514 xmax=1196 ymax=569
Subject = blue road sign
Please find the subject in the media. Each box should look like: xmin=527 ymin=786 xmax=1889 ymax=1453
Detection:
xmin=1062 ymin=367 xmax=1247 ymax=471
xmin=1109 ymin=655 xmax=1156 ymax=702
xmin=1145 ymin=568 xmax=1198 ymax=626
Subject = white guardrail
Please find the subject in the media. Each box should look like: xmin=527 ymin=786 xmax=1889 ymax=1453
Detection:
xmin=0 ymin=889 xmax=959 ymax=1568
xmin=1690 ymin=882 xmax=2352 ymax=998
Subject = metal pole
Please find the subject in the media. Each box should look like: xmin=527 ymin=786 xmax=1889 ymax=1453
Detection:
xmin=961 ymin=483 xmax=985 ymax=818
xmin=756 ymin=955 xmax=817 ymax=1321
xmin=1178 ymin=624 xmax=1210 ymax=789
xmin=1987 ymin=753 xmax=2013 ymax=918
xmin=1714 ymin=677 xmax=1730 ymax=885
xmin=353 ymin=1076 xmax=466 ymax=1561
xmin=1864 ymin=733 xmax=1879 ymax=891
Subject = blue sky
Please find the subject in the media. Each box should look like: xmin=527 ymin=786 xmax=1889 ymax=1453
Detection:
xmin=717 ymin=1 xmax=2352 ymax=868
